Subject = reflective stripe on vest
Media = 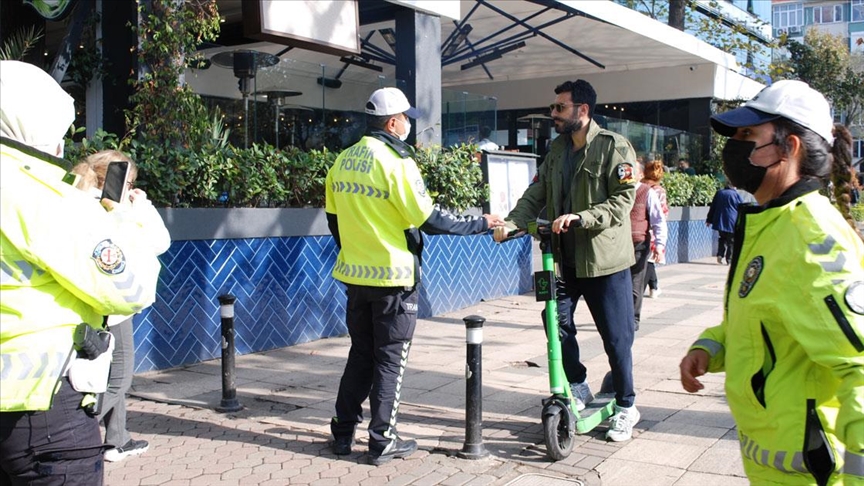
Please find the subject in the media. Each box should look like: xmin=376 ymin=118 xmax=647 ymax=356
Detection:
xmin=843 ymin=450 xmax=864 ymax=477
xmin=739 ymin=431 xmax=809 ymax=474
xmin=333 ymin=260 xmax=412 ymax=281
xmin=692 ymin=338 xmax=723 ymax=357
xmin=330 ymin=181 xmax=390 ymax=200
xmin=0 ymin=351 xmax=67 ymax=381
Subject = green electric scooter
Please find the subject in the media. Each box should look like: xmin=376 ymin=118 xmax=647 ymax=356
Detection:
xmin=503 ymin=221 xmax=616 ymax=460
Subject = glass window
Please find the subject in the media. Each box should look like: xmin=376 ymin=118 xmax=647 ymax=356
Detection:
xmin=773 ymin=3 xmax=803 ymax=28
xmin=813 ymin=4 xmax=842 ymax=23
xmin=853 ymin=0 xmax=864 ymax=22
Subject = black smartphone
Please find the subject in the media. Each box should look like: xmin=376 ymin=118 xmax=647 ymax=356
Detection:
xmin=101 ymin=161 xmax=130 ymax=203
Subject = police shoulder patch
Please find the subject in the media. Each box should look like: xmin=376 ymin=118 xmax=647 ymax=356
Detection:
xmin=91 ymin=239 xmax=126 ymax=275
xmin=414 ymin=178 xmax=427 ymax=197
xmin=845 ymin=281 xmax=864 ymax=315
xmin=617 ymin=163 xmax=635 ymax=184
xmin=738 ymin=256 xmax=764 ymax=298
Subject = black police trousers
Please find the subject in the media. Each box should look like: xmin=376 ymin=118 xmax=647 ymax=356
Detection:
xmin=0 ymin=377 xmax=104 ymax=485
xmin=331 ymin=284 xmax=418 ymax=453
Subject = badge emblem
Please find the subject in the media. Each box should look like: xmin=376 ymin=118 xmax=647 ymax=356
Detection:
xmin=617 ymin=163 xmax=635 ymax=184
xmin=91 ymin=239 xmax=126 ymax=275
xmin=414 ymin=179 xmax=427 ymax=197
xmin=845 ymin=281 xmax=864 ymax=315
xmin=738 ymin=256 xmax=763 ymax=298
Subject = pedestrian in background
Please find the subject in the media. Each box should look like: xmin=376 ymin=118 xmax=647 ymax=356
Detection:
xmin=73 ymin=150 xmax=171 ymax=463
xmin=706 ymin=183 xmax=742 ymax=265
xmin=495 ymin=79 xmax=641 ymax=442
xmin=629 ymin=160 xmax=667 ymax=331
xmin=476 ymin=125 xmax=499 ymax=151
xmin=678 ymin=159 xmax=696 ymax=175
xmin=679 ymin=80 xmax=864 ymax=485
xmin=0 ymin=60 xmax=161 ymax=485
xmin=642 ymin=159 xmax=669 ymax=298
xmin=325 ymin=87 xmax=504 ymax=465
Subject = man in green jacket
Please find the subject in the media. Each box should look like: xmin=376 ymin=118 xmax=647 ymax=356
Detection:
xmin=496 ymin=79 xmax=640 ymax=441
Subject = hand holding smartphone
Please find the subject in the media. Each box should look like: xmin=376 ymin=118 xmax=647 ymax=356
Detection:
xmin=101 ymin=161 xmax=130 ymax=204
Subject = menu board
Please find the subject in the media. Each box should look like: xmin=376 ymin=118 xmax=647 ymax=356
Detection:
xmin=481 ymin=151 xmax=539 ymax=218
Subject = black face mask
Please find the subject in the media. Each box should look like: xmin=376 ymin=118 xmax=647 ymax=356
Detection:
xmin=721 ymin=139 xmax=780 ymax=194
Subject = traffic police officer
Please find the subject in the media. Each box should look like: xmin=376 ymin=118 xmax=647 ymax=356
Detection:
xmin=326 ymin=87 xmax=504 ymax=465
xmin=0 ymin=61 xmax=162 ymax=484
xmin=680 ymin=80 xmax=864 ymax=485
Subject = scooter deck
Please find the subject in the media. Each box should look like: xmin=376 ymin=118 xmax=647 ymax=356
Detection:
xmin=574 ymin=393 xmax=616 ymax=434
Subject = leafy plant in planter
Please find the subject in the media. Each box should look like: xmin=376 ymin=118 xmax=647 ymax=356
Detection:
xmin=662 ymin=172 xmax=720 ymax=206
xmin=414 ymin=143 xmax=488 ymax=212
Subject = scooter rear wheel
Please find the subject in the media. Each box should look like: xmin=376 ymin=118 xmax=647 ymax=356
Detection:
xmin=543 ymin=407 xmax=574 ymax=461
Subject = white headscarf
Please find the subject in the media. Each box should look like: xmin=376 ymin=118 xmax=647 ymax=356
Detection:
xmin=0 ymin=60 xmax=75 ymax=156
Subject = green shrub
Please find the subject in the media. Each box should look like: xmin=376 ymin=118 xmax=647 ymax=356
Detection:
xmin=414 ymin=143 xmax=487 ymax=212
xmin=662 ymin=172 xmax=721 ymax=206
xmin=852 ymin=202 xmax=864 ymax=222
xmin=65 ymin=133 xmax=483 ymax=211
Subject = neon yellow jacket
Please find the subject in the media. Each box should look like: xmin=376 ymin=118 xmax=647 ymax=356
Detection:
xmin=691 ymin=181 xmax=864 ymax=485
xmin=0 ymin=140 xmax=162 ymax=411
xmin=325 ymin=131 xmax=487 ymax=287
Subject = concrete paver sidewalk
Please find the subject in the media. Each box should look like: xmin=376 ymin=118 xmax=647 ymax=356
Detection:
xmin=107 ymin=257 xmax=747 ymax=486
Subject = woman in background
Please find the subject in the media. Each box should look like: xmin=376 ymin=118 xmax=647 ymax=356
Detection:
xmin=679 ymin=80 xmax=864 ymax=485
xmin=642 ymin=158 xmax=668 ymax=298
xmin=73 ymin=150 xmax=171 ymax=462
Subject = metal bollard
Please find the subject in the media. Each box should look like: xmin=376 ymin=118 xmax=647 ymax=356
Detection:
xmin=458 ymin=315 xmax=489 ymax=459
xmin=215 ymin=294 xmax=243 ymax=412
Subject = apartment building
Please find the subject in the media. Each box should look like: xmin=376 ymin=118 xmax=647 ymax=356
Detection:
xmin=772 ymin=0 xmax=864 ymax=160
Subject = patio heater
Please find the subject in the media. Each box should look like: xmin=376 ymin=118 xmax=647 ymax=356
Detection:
xmin=260 ymin=90 xmax=303 ymax=149
xmin=211 ymin=49 xmax=279 ymax=148
xmin=517 ymin=114 xmax=552 ymax=155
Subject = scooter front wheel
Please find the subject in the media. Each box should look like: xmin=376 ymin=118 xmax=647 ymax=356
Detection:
xmin=543 ymin=407 xmax=574 ymax=461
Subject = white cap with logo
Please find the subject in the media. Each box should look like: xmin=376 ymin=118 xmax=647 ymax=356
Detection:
xmin=365 ymin=87 xmax=420 ymax=118
xmin=711 ymin=80 xmax=834 ymax=145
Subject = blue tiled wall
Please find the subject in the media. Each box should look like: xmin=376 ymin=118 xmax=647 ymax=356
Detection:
xmin=133 ymin=235 xmax=533 ymax=373
xmin=665 ymin=220 xmax=715 ymax=264
xmin=133 ymin=218 xmax=712 ymax=373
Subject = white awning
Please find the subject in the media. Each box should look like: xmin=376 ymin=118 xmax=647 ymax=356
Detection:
xmin=439 ymin=0 xmax=764 ymax=106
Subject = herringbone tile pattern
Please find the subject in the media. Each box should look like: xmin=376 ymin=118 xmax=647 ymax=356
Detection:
xmin=133 ymin=235 xmax=532 ymax=373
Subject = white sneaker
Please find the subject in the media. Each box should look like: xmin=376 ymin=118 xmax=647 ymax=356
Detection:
xmin=569 ymin=381 xmax=594 ymax=412
xmin=643 ymin=288 xmax=652 ymax=298
xmin=104 ymin=439 xmax=149 ymax=462
xmin=717 ymin=256 xmax=724 ymax=264
xmin=606 ymin=404 xmax=640 ymax=442
xmin=652 ymin=288 xmax=661 ymax=298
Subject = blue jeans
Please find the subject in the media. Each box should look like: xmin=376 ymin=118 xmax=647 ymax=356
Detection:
xmin=542 ymin=266 xmax=636 ymax=407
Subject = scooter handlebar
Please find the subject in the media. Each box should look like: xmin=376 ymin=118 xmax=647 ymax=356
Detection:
xmin=493 ymin=220 xmax=551 ymax=243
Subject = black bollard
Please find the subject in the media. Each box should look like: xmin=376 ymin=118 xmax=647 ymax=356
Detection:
xmin=215 ymin=294 xmax=242 ymax=412
xmin=458 ymin=315 xmax=489 ymax=459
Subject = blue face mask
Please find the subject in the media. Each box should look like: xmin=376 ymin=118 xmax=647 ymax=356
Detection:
xmin=721 ymin=139 xmax=781 ymax=194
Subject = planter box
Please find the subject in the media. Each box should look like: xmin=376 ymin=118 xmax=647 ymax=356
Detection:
xmin=665 ymin=206 xmax=714 ymax=264
xmin=134 ymin=208 xmax=533 ymax=373
xmin=132 ymin=206 xmax=714 ymax=373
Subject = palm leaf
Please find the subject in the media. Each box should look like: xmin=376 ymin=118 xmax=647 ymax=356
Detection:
xmin=0 ymin=26 xmax=45 ymax=61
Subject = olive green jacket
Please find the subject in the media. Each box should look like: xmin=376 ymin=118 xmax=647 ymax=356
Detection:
xmin=507 ymin=120 xmax=637 ymax=278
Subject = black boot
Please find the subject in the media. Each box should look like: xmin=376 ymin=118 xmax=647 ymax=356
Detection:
xmin=368 ymin=438 xmax=418 ymax=465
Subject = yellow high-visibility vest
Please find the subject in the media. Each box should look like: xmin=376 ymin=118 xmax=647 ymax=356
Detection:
xmin=325 ymin=135 xmax=434 ymax=287
xmin=1 ymin=140 xmax=161 ymax=411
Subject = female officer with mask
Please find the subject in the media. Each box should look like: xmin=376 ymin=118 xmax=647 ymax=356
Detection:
xmin=679 ymin=80 xmax=864 ymax=485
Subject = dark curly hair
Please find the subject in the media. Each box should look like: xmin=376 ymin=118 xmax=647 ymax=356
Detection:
xmin=772 ymin=119 xmax=860 ymax=238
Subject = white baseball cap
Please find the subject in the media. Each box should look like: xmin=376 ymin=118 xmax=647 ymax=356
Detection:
xmin=711 ymin=80 xmax=834 ymax=145
xmin=365 ymin=87 xmax=420 ymax=118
